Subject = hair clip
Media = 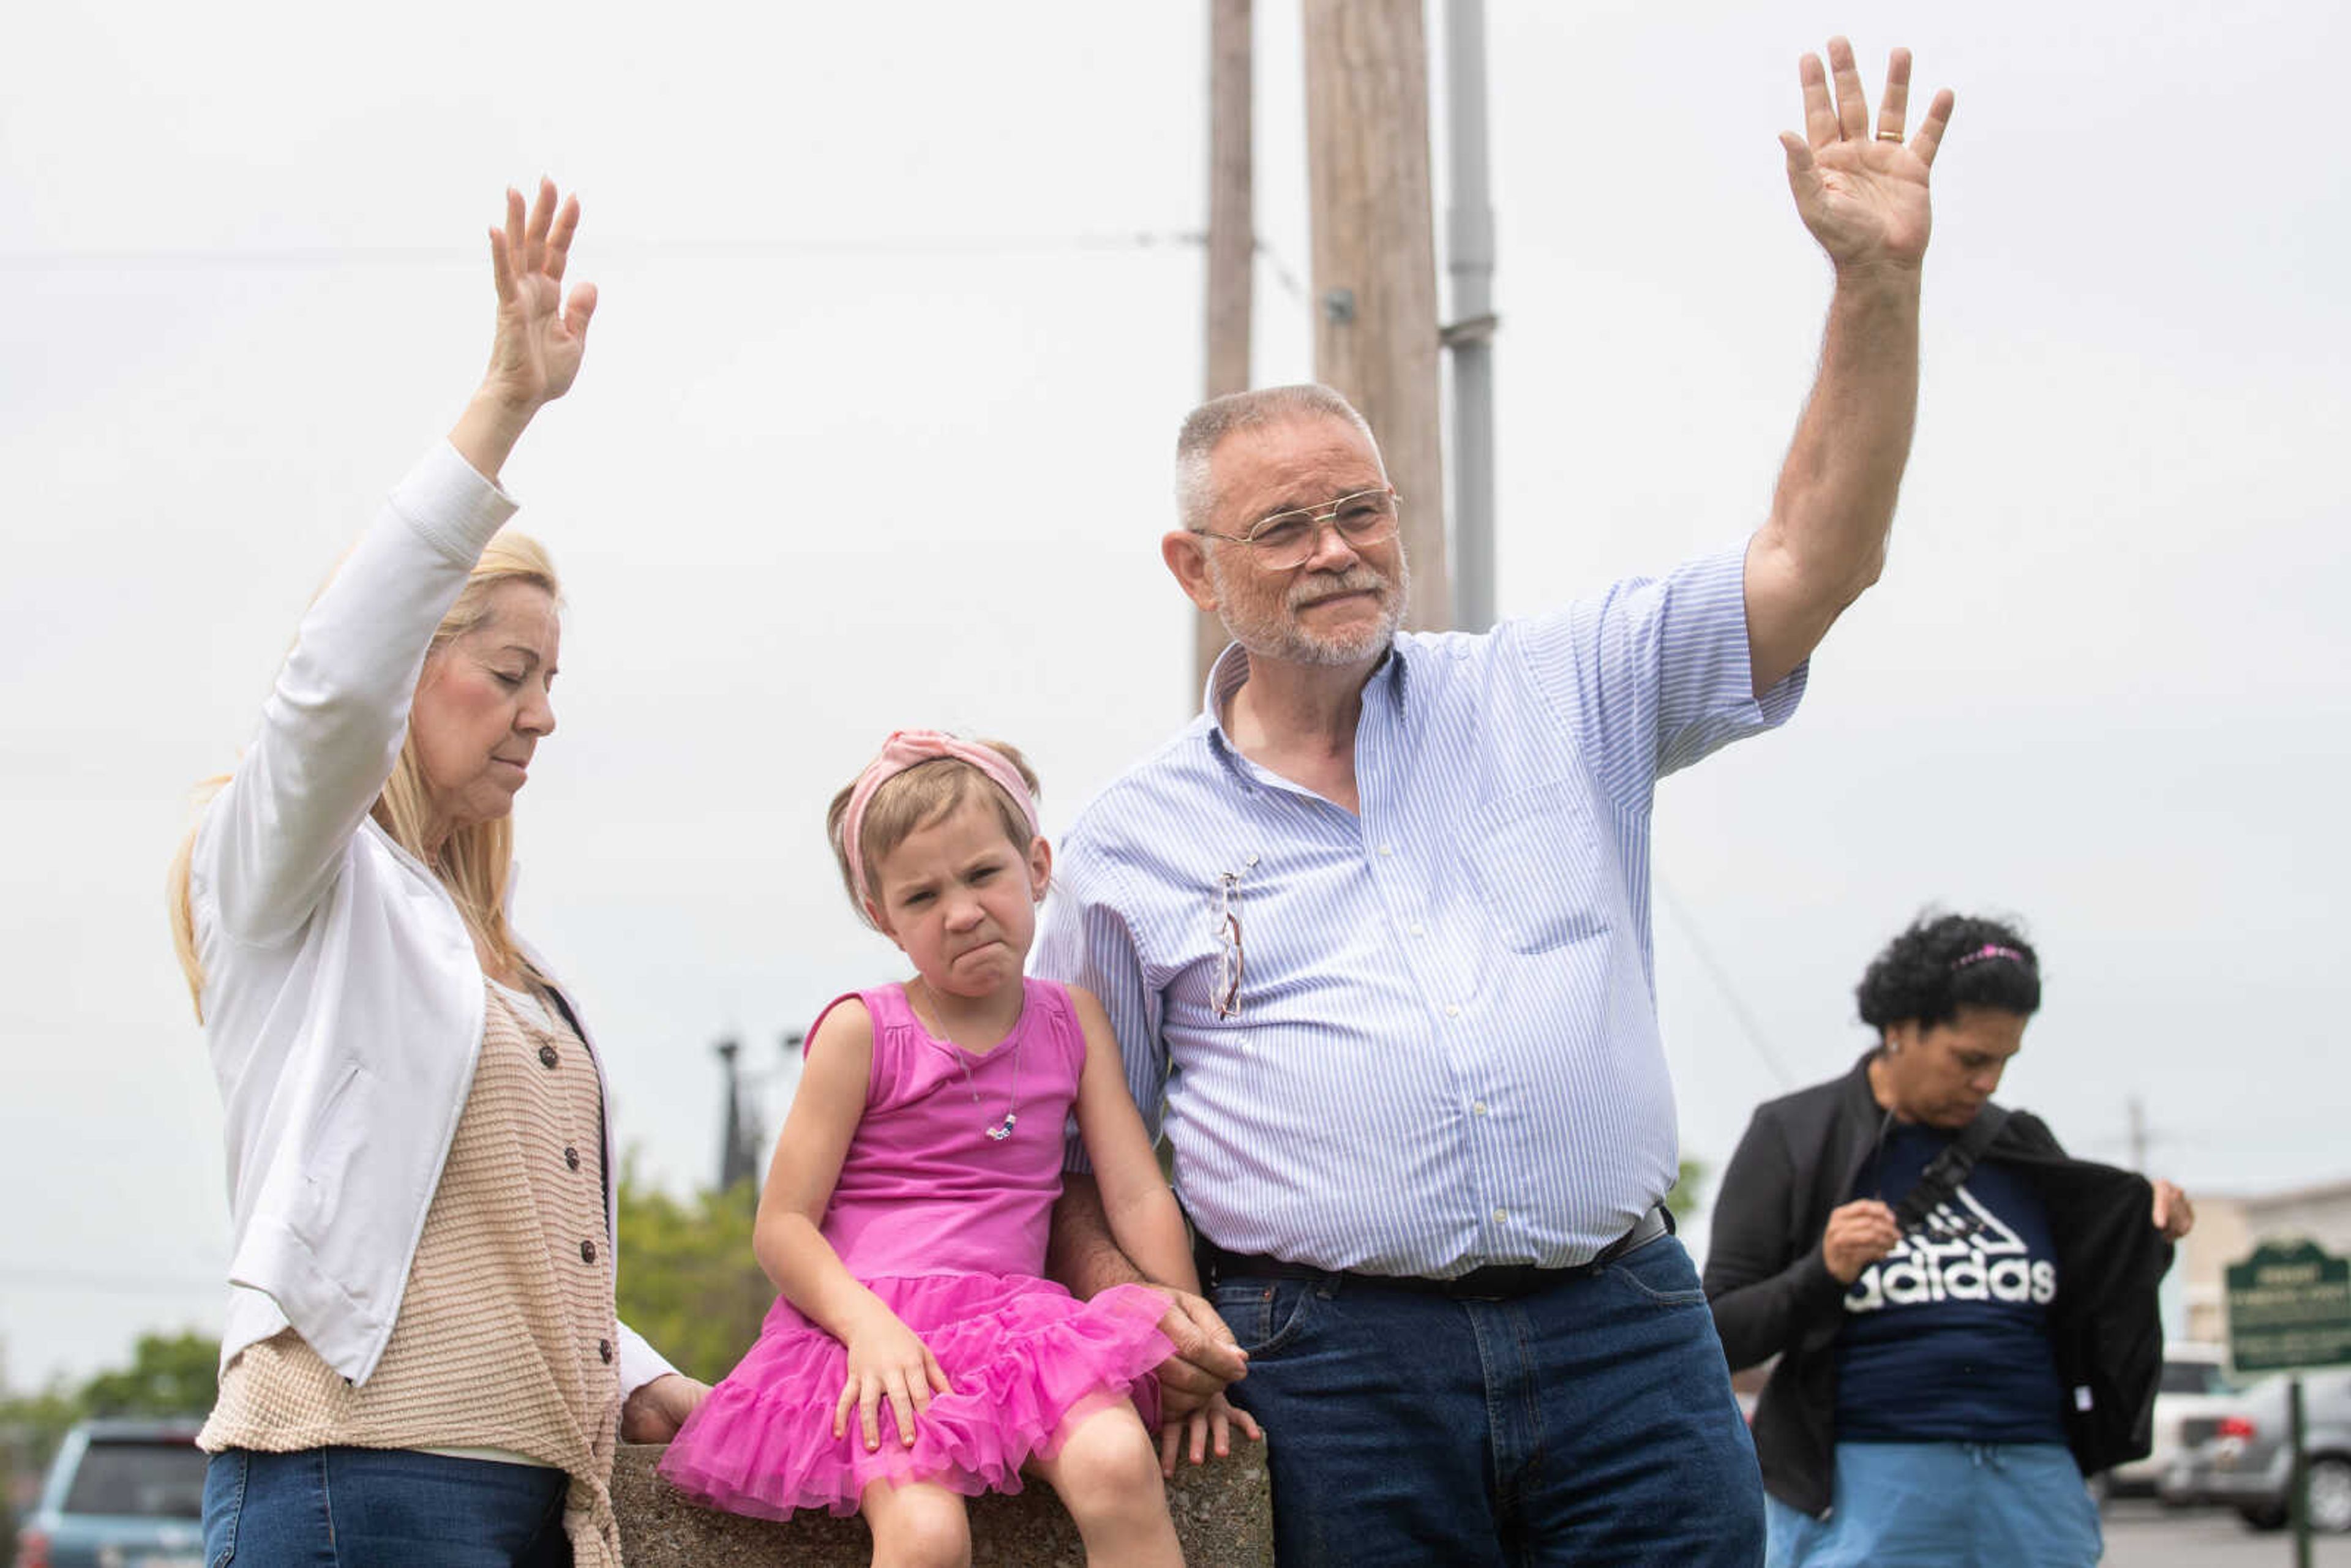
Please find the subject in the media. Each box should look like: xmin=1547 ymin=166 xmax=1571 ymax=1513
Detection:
xmin=1951 ymin=943 xmax=2028 ymax=970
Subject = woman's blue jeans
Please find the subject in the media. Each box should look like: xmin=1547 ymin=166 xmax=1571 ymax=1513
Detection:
xmin=1763 ymin=1440 xmax=2101 ymax=1567
xmin=1212 ymin=1234 xmax=1765 ymax=1567
xmin=202 ymin=1447 xmax=571 ymax=1567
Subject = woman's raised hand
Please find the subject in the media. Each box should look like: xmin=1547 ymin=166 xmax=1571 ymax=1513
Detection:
xmin=484 ymin=179 xmax=597 ymax=410
xmin=2151 ymin=1179 xmax=2196 ymax=1242
xmin=451 ymin=179 xmax=598 ymax=481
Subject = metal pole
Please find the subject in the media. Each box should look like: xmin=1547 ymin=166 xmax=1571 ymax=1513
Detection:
xmin=2291 ymin=1374 xmax=2312 ymax=1568
xmin=1443 ymin=0 xmax=1498 ymax=632
xmin=714 ymin=1036 xmax=752 ymax=1195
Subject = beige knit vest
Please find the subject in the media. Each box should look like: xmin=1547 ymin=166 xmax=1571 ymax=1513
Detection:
xmin=203 ymin=980 xmax=626 ymax=1565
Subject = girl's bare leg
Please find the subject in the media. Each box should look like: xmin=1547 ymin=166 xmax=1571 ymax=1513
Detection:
xmin=861 ymin=1478 xmax=972 ymax=1568
xmin=1029 ymin=1403 xmax=1184 ymax=1567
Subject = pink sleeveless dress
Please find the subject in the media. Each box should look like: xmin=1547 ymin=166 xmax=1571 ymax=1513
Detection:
xmin=658 ymin=979 xmax=1172 ymax=1519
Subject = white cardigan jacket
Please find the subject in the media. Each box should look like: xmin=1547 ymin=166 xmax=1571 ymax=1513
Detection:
xmin=191 ymin=442 xmax=674 ymax=1394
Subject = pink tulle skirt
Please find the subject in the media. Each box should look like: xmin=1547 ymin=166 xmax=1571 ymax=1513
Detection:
xmin=658 ymin=1273 xmax=1171 ymax=1520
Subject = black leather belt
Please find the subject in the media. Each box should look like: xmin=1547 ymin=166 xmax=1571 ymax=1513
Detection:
xmin=1198 ymin=1204 xmax=1672 ymax=1301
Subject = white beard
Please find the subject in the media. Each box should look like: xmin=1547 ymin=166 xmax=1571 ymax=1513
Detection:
xmin=1209 ymin=551 xmax=1411 ymax=667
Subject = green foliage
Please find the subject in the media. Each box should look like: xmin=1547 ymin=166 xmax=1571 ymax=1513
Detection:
xmin=615 ymin=1160 xmax=776 ymax=1386
xmin=77 ymin=1330 xmax=219 ymax=1419
xmin=1665 ymin=1156 xmax=1711 ymax=1230
xmin=0 ymin=1375 xmax=83 ymax=1459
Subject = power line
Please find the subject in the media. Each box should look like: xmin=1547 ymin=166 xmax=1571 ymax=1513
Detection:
xmin=0 ymin=228 xmax=1313 ymax=277
xmin=1253 ymin=238 xmax=1309 ymax=306
xmin=1654 ymin=876 xmax=1796 ymax=1090
xmin=0 ymin=1267 xmax=220 ymax=1298
xmin=0 ymin=231 xmax=1198 ymax=269
xmin=0 ymin=230 xmax=1317 ymax=312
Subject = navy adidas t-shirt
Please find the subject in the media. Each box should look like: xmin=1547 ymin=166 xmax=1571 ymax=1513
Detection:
xmin=1832 ymin=1123 xmax=2068 ymax=1444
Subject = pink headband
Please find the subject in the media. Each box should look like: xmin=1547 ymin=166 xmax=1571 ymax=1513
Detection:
xmin=841 ymin=729 xmax=1040 ymax=912
xmin=1951 ymin=943 xmax=2028 ymax=970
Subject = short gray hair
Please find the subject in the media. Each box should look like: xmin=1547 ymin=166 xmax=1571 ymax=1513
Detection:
xmin=1172 ymin=384 xmax=1380 ymax=533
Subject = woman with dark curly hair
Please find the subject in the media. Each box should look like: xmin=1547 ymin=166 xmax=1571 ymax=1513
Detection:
xmin=1704 ymin=913 xmax=2195 ymax=1567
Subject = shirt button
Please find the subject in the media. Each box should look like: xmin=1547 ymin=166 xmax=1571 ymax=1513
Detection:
xmin=1493 ymin=1209 xmax=1509 ymax=1224
xmin=1445 ymin=1003 xmax=1461 ymax=1019
xmin=598 ymin=1338 xmax=613 ymax=1364
xmin=564 ymin=1146 xmax=581 ymax=1171
xmin=1409 ymin=922 xmax=1426 ymax=937
xmin=538 ymin=1043 xmax=559 ymax=1069
xmin=580 ymin=1240 xmax=597 ymax=1264
xmin=1472 ymin=1100 xmax=1488 ymax=1117
xmin=1378 ymin=844 xmax=1395 ymax=857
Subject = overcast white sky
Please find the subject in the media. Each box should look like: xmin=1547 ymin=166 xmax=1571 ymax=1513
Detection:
xmin=4 ymin=1 xmax=2344 ymax=1386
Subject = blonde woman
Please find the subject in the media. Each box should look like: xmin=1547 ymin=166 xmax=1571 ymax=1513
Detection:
xmin=170 ymin=181 xmax=705 ymax=1567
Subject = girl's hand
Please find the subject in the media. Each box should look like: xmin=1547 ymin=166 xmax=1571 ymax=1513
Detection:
xmin=834 ymin=1302 xmax=954 ymax=1452
xmin=1159 ymin=1390 xmax=1262 ymax=1476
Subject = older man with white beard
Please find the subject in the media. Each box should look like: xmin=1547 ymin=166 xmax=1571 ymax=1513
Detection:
xmin=1037 ymin=39 xmax=1954 ymax=1565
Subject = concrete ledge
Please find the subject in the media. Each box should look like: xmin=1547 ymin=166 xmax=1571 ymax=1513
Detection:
xmin=613 ymin=1441 xmax=1273 ymax=1566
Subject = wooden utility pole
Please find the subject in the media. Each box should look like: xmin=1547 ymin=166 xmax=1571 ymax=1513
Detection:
xmin=1302 ymin=0 xmax=1449 ymax=632
xmin=1195 ymin=0 xmax=1254 ymax=691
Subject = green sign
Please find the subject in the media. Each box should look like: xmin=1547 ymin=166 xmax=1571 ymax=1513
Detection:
xmin=2226 ymin=1240 xmax=2351 ymax=1373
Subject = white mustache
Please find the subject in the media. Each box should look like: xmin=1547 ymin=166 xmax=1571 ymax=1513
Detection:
xmin=1288 ymin=568 xmax=1388 ymax=609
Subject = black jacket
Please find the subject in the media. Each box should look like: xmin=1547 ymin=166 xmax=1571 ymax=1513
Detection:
xmin=1701 ymin=1053 xmax=2174 ymax=1517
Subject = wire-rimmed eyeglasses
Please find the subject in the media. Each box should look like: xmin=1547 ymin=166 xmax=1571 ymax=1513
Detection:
xmin=1193 ymin=488 xmax=1401 ymax=571
xmin=1210 ymin=872 xmax=1245 ymax=1019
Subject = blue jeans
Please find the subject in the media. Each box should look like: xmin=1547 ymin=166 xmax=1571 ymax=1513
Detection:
xmin=1763 ymin=1441 xmax=2101 ymax=1568
xmin=1212 ymin=1234 xmax=1764 ymax=1567
xmin=202 ymin=1448 xmax=572 ymax=1567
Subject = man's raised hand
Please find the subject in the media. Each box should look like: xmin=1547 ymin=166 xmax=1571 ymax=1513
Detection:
xmin=1780 ymin=39 xmax=1953 ymax=272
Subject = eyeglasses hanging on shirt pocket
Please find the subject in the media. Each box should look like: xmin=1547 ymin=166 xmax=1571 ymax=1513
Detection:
xmin=1211 ymin=871 xmax=1245 ymax=1019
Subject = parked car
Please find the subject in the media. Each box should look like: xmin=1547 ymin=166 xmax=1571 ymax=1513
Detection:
xmin=2160 ymin=1369 xmax=2351 ymax=1533
xmin=2102 ymin=1341 xmax=2238 ymax=1498
xmin=13 ymin=1418 xmax=205 ymax=1568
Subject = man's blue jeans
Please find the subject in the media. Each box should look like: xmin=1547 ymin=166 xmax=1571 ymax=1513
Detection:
xmin=1212 ymin=1234 xmax=1765 ymax=1567
xmin=202 ymin=1447 xmax=571 ymax=1567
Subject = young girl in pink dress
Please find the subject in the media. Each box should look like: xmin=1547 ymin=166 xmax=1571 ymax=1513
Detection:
xmin=660 ymin=730 xmax=1253 ymax=1564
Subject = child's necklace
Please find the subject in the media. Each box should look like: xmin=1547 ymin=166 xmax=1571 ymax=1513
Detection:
xmin=913 ymin=983 xmax=1024 ymax=1142
xmin=954 ymin=1045 xmax=1022 ymax=1142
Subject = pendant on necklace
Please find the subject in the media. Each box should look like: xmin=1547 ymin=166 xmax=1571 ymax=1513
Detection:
xmin=986 ymin=1113 xmax=1017 ymax=1142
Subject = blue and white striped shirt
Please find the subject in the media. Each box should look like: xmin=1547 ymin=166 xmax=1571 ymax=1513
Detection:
xmin=1035 ymin=544 xmax=1804 ymax=1276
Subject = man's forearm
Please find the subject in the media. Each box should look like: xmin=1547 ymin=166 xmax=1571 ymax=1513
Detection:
xmin=1747 ymin=263 xmax=1922 ymax=689
xmin=1049 ymin=1172 xmax=1157 ymax=1297
xmin=1772 ymin=265 xmax=1921 ymax=585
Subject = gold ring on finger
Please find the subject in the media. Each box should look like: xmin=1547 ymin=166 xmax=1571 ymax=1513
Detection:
xmin=1876 ymin=129 xmax=1905 ymax=142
